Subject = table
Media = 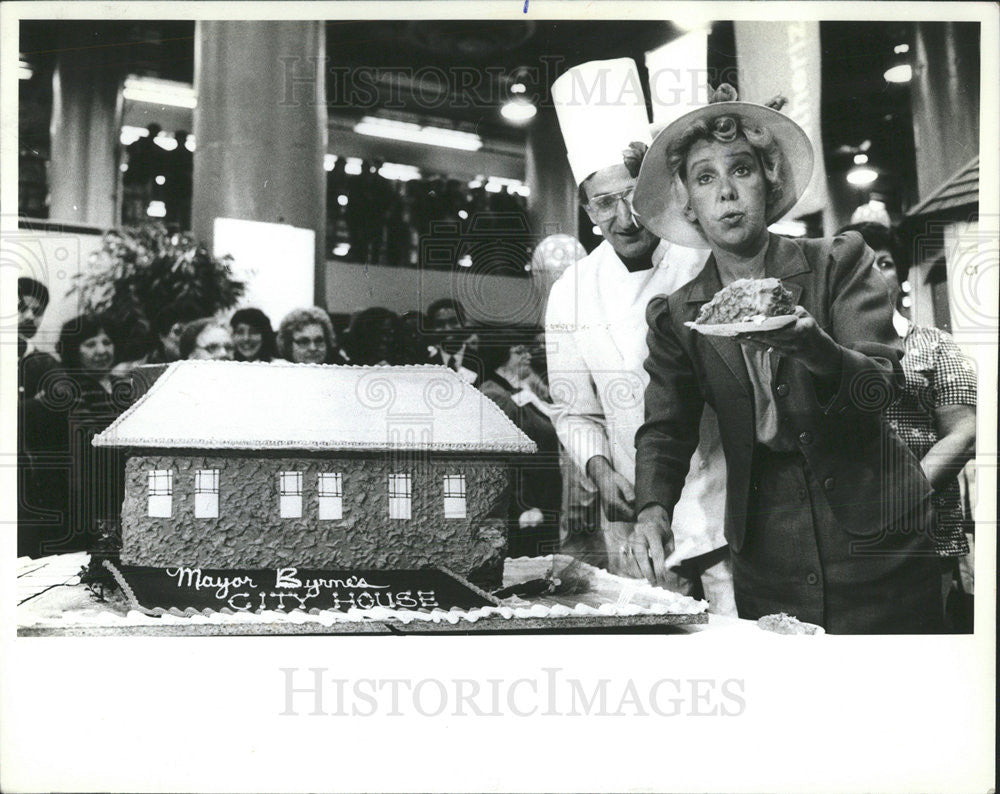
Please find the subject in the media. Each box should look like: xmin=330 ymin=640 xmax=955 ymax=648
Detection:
xmin=16 ymin=553 xmax=765 ymax=637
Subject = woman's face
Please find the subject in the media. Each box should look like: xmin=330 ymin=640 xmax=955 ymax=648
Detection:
xmin=508 ymin=344 xmax=532 ymax=379
xmin=190 ymin=325 xmax=235 ymax=361
xmin=78 ymin=330 xmax=114 ymax=374
xmin=683 ymin=137 xmax=769 ymax=256
xmin=873 ymin=248 xmax=901 ymax=306
xmin=291 ymin=322 xmax=328 ymax=364
xmin=233 ymin=322 xmax=264 ymax=360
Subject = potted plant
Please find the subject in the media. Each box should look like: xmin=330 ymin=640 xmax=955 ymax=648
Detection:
xmin=71 ymin=223 xmax=245 ymax=362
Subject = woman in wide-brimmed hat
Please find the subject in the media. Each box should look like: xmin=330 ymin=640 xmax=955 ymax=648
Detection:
xmin=629 ymin=85 xmax=943 ymax=634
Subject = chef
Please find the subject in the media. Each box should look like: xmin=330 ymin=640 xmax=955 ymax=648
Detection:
xmin=545 ymin=58 xmax=734 ymax=613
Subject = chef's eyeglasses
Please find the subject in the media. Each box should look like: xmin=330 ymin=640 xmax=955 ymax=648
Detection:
xmin=585 ymin=187 xmax=638 ymax=222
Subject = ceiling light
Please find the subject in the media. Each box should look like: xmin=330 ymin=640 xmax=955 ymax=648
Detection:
xmin=154 ymin=175 xmax=166 ymax=185
xmin=853 ymin=153 xmax=869 ymax=165
xmin=120 ymin=126 xmax=148 ymax=146
xmin=847 ymin=166 xmax=879 ymax=186
xmin=19 ymin=60 xmax=32 ymax=80
xmin=458 ymin=210 xmax=469 ymax=219
xmin=378 ymin=162 xmax=422 ymax=182
xmin=123 ymin=76 xmax=197 ymax=109
xmin=332 ymin=242 xmax=351 ymax=257
xmin=337 ymin=194 xmax=349 ymax=206
xmin=501 ymin=99 xmax=537 ymax=123
xmin=768 ymin=219 xmax=807 ymax=237
xmin=468 ymin=178 xmax=483 ymax=189
xmin=354 ymin=116 xmax=482 ymax=151
xmin=185 ymin=135 xmax=195 ymax=152
xmin=153 ymin=136 xmax=177 ymax=151
xmin=344 ymin=158 xmax=363 ymax=176
xmin=894 ymin=43 xmax=910 ymax=54
xmin=324 ymin=154 xmax=337 ymax=172
xmin=458 ymin=254 xmax=473 ymax=268
xmin=510 ymin=82 xmax=527 ymax=94
xmin=884 ymin=64 xmax=912 ymax=83
xmin=146 ymin=200 xmax=167 ymax=218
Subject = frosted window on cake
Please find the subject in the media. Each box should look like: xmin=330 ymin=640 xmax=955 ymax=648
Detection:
xmin=194 ymin=469 xmax=220 ymax=518
xmin=443 ymin=474 xmax=467 ymax=519
xmin=147 ymin=470 xmax=173 ymax=517
xmin=318 ymin=472 xmax=343 ymax=520
xmin=279 ymin=471 xmax=303 ymax=518
xmin=388 ymin=473 xmax=412 ymax=520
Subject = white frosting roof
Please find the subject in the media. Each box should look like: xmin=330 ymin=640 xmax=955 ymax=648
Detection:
xmin=93 ymin=360 xmax=536 ymax=454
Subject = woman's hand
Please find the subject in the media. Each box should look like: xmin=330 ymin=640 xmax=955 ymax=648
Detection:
xmin=627 ymin=504 xmax=675 ymax=586
xmin=737 ymin=306 xmax=842 ymax=377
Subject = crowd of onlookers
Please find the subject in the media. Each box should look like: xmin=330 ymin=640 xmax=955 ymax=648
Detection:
xmin=16 ymin=281 xmax=576 ymax=561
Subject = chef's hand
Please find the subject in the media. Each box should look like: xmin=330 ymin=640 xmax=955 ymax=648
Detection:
xmin=628 ymin=504 xmax=675 ymax=586
xmin=737 ymin=306 xmax=842 ymax=378
xmin=586 ymin=455 xmax=635 ymax=523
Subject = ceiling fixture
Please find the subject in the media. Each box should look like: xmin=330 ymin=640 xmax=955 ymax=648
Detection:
xmin=847 ymin=166 xmax=879 ymax=186
xmin=894 ymin=43 xmax=910 ymax=54
xmin=123 ymin=76 xmax=197 ymax=109
xmin=146 ymin=200 xmax=167 ymax=218
xmin=19 ymin=59 xmax=32 ymax=80
xmin=378 ymin=162 xmax=422 ymax=182
xmin=768 ymin=219 xmax=807 ymax=237
xmin=884 ymin=64 xmax=912 ymax=83
xmin=354 ymin=116 xmax=482 ymax=151
xmin=501 ymin=99 xmax=537 ymax=123
xmin=853 ymin=153 xmax=869 ymax=165
xmin=510 ymin=82 xmax=527 ymax=94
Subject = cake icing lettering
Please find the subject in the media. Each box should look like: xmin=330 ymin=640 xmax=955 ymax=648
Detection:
xmin=166 ymin=567 xmax=258 ymax=599
xmin=274 ymin=567 xmax=390 ymax=592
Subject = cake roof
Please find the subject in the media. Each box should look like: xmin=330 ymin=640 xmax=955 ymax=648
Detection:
xmin=93 ymin=360 xmax=537 ymax=454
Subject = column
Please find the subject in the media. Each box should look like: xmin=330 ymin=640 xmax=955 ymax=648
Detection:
xmin=48 ymin=25 xmax=123 ymax=227
xmin=192 ymin=21 xmax=327 ymax=302
xmin=910 ymin=22 xmax=980 ymax=200
xmin=525 ymin=105 xmax=578 ymax=240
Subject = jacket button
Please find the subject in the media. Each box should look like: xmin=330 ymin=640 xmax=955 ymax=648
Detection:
xmin=775 ymin=383 xmax=789 ymax=397
xmin=798 ymin=431 xmax=813 ymax=445
xmin=824 ymin=477 xmax=836 ymax=490
xmin=806 ymin=572 xmax=819 ymax=585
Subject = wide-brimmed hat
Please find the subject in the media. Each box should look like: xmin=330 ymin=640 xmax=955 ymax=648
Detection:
xmin=633 ymin=85 xmax=814 ymax=248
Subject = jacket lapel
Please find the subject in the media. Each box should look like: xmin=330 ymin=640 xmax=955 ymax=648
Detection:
xmin=763 ymin=234 xmax=811 ymax=381
xmin=685 ymin=258 xmax=752 ymax=397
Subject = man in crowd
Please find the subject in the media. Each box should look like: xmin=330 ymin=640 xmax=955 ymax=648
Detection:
xmin=17 ymin=277 xmax=59 ymax=400
xmin=544 ymin=58 xmax=735 ymax=613
xmin=426 ymin=298 xmax=480 ymax=385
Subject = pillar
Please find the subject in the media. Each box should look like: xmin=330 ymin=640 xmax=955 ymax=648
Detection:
xmin=526 ymin=105 xmax=578 ymax=241
xmin=911 ymin=22 xmax=980 ymax=200
xmin=48 ymin=25 xmax=123 ymax=227
xmin=192 ymin=21 xmax=327 ymax=302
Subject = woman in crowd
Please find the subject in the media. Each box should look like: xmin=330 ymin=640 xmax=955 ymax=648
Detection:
xmin=230 ymin=307 xmax=279 ymax=362
xmin=479 ymin=332 xmax=562 ymax=558
xmin=179 ymin=318 xmax=235 ymax=361
xmin=343 ymin=307 xmax=400 ymax=365
xmin=630 ymin=84 xmax=942 ymax=633
xmin=37 ymin=315 xmax=131 ymax=552
xmin=277 ymin=307 xmax=342 ymax=365
xmin=840 ymin=221 xmax=978 ymax=630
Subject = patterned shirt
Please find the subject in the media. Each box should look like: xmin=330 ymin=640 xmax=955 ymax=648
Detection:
xmin=886 ymin=321 xmax=977 ymax=556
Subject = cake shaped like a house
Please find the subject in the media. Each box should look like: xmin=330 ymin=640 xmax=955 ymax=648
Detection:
xmin=92 ymin=361 xmax=537 ymax=588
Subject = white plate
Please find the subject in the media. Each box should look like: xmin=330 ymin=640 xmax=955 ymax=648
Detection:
xmin=685 ymin=314 xmax=797 ymax=337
